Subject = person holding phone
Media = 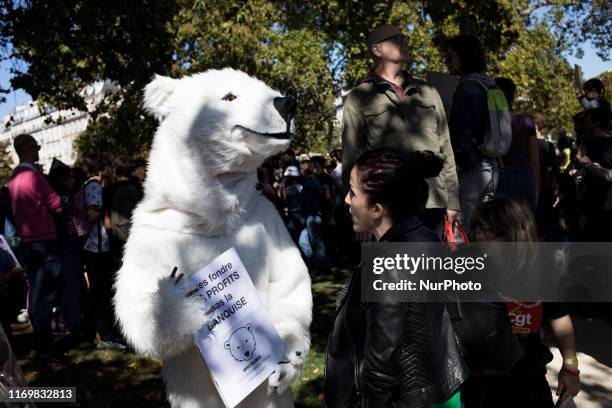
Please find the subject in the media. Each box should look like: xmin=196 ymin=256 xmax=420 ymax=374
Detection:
xmin=574 ymin=65 xmax=610 ymax=111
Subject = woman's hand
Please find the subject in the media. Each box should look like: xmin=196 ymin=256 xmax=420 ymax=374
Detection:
xmin=550 ymin=314 xmax=580 ymax=397
xmin=557 ymin=366 xmax=581 ymax=397
xmin=446 ymin=209 xmax=460 ymax=226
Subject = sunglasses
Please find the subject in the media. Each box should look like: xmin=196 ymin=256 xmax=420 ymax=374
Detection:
xmin=384 ymin=34 xmax=407 ymax=45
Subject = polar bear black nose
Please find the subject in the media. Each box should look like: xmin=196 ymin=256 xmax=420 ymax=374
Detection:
xmin=273 ymin=96 xmax=297 ymax=125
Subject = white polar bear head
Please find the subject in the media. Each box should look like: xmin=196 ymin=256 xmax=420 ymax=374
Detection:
xmin=143 ymin=68 xmax=294 ymax=174
xmin=137 ymin=69 xmax=296 ymax=234
xmin=225 ymin=323 xmax=257 ymax=362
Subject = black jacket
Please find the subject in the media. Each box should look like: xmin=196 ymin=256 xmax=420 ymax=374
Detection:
xmin=325 ymin=215 xmax=467 ymax=408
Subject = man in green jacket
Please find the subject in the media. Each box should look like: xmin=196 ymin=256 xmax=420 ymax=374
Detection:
xmin=342 ymin=24 xmax=460 ymax=230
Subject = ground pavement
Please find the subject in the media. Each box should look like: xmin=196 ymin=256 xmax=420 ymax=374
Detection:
xmin=545 ymin=316 xmax=612 ymax=407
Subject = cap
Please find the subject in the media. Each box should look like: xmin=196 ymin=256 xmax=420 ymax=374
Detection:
xmin=283 ymin=166 xmax=300 ymax=177
xmin=367 ymin=24 xmax=402 ymax=48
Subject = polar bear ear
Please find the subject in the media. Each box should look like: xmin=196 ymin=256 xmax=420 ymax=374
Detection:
xmin=224 ymin=341 xmax=231 ymax=350
xmin=246 ymin=323 xmax=252 ymax=332
xmin=143 ymin=74 xmax=178 ymax=120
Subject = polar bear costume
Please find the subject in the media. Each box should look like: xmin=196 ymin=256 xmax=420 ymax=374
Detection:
xmin=114 ymin=69 xmax=312 ymax=408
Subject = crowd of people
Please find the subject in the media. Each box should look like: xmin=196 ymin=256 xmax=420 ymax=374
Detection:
xmin=0 ymin=21 xmax=610 ymax=408
xmin=257 ymin=149 xmax=351 ymax=277
xmin=324 ymin=25 xmax=610 ymax=408
xmin=0 ymin=135 xmax=146 ymax=361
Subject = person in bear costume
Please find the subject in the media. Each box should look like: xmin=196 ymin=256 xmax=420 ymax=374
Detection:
xmin=114 ymin=69 xmax=312 ymax=408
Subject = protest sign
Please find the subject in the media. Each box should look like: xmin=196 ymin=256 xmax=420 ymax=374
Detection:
xmin=426 ymin=71 xmax=459 ymax=119
xmin=180 ymin=247 xmax=285 ymax=408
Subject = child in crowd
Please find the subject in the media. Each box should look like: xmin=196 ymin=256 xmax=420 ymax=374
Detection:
xmin=462 ymin=197 xmax=580 ymax=407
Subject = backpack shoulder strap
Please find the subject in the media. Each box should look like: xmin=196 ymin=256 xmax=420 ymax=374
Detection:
xmin=473 ymin=79 xmax=489 ymax=93
xmin=462 ymin=76 xmax=490 ymax=91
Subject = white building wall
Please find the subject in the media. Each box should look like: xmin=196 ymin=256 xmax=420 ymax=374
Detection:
xmin=0 ymin=81 xmax=118 ymax=173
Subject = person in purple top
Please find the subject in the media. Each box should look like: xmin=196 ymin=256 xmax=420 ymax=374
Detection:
xmin=495 ymin=77 xmax=541 ymax=213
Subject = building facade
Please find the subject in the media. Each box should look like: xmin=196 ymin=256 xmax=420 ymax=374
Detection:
xmin=0 ymin=81 xmax=117 ymax=173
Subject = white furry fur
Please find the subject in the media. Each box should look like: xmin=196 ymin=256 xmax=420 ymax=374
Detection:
xmin=114 ymin=69 xmax=312 ymax=408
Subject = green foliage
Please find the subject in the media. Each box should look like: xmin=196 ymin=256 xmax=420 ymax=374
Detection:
xmin=0 ymin=139 xmax=13 ymax=186
xmin=493 ymin=24 xmax=581 ymax=131
xmin=0 ymin=0 xmax=609 ymax=155
xmin=531 ymin=0 xmax=611 ymax=61
xmin=1 ymin=0 xmax=175 ymax=158
xmin=598 ymin=69 xmax=612 ymax=101
xmin=4 ymin=0 xmax=176 ymax=109
xmin=424 ymin=0 xmax=525 ymax=54
xmin=73 ymin=86 xmax=157 ymax=160
xmin=172 ymin=0 xmax=336 ymax=149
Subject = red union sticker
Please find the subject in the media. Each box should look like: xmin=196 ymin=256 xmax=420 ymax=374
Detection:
xmin=503 ymin=299 xmax=544 ymax=336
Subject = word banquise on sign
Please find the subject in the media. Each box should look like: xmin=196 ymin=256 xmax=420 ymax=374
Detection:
xmin=178 ymin=247 xmax=285 ymax=408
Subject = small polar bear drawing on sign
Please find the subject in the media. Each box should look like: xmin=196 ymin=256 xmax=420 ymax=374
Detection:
xmin=225 ymin=324 xmax=257 ymax=362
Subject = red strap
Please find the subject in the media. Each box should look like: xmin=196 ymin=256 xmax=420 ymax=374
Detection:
xmin=443 ymin=218 xmax=458 ymax=252
xmin=442 ymin=218 xmax=469 ymax=252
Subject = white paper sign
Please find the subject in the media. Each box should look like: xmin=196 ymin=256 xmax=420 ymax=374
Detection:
xmin=181 ymin=247 xmax=285 ymax=408
xmin=426 ymin=71 xmax=459 ymax=119
xmin=0 ymin=235 xmax=21 ymax=268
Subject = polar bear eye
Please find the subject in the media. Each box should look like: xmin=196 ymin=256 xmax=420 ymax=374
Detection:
xmin=222 ymin=92 xmax=237 ymax=101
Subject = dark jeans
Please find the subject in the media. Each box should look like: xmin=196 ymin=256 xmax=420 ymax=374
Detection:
xmin=22 ymin=239 xmax=62 ymax=354
xmin=83 ymin=251 xmax=116 ymax=341
xmin=61 ymin=236 xmax=84 ymax=333
xmin=498 ymin=168 xmax=537 ymax=214
xmin=330 ymin=204 xmax=352 ymax=262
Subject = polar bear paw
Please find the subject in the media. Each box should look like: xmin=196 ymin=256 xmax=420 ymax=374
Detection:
xmin=152 ymin=267 xmax=210 ymax=358
xmin=267 ymin=349 xmax=305 ymax=395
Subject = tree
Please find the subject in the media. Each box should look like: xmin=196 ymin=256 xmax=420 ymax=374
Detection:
xmin=0 ymin=0 xmax=608 ymax=155
xmin=172 ymin=0 xmax=337 ymax=149
xmin=73 ymin=85 xmax=157 ymax=159
xmin=493 ymin=24 xmax=581 ymax=131
xmin=523 ymin=0 xmax=611 ymax=61
xmin=1 ymin=0 xmax=176 ymax=158
xmin=0 ymin=139 xmax=13 ymax=186
xmin=598 ymin=69 xmax=612 ymax=101
xmin=4 ymin=0 xmax=175 ymax=110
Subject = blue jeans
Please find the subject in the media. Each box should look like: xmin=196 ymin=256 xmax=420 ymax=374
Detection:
xmin=458 ymin=158 xmax=499 ymax=236
xmin=22 ymin=239 xmax=62 ymax=353
xmin=298 ymin=215 xmax=331 ymax=273
xmin=286 ymin=212 xmax=304 ymax=244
